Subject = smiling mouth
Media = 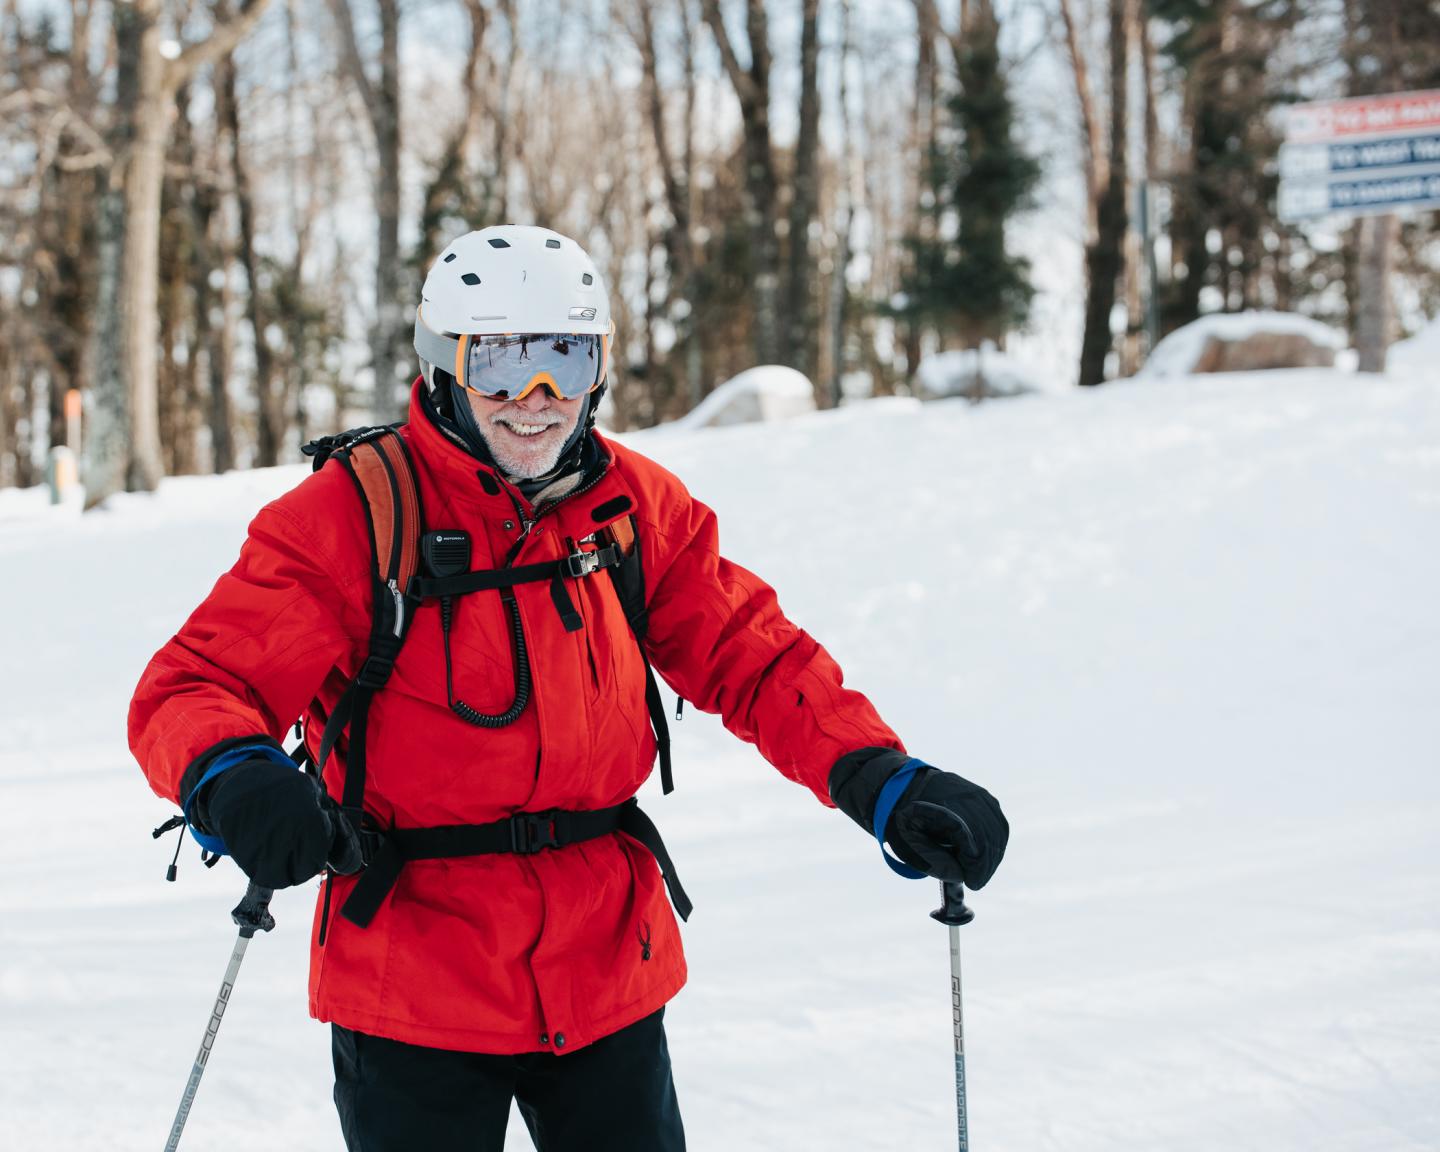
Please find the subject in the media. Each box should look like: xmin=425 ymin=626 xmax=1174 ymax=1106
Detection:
xmin=496 ymin=421 xmax=558 ymax=438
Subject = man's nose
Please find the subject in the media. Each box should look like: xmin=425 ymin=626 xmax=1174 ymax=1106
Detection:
xmin=512 ymin=385 xmax=552 ymax=411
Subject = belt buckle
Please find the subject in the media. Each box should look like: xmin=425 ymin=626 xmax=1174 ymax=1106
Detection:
xmin=510 ymin=811 xmax=560 ymax=854
xmin=563 ymin=550 xmax=601 ymax=578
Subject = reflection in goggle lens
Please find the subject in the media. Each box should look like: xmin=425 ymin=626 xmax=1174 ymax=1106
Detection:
xmin=464 ymin=333 xmax=602 ymax=400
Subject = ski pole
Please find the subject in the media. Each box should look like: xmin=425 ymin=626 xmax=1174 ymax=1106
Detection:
xmin=164 ymin=881 xmax=275 ymax=1152
xmin=931 ymin=880 xmax=974 ymax=1152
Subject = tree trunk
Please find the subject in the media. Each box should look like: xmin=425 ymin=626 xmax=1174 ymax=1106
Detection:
xmin=324 ymin=0 xmax=405 ymax=419
xmin=117 ymin=0 xmax=167 ymax=492
xmin=86 ymin=0 xmax=271 ymax=506
xmin=827 ymin=0 xmax=857 ymax=409
xmin=1121 ymin=222 xmax=1142 ymax=377
xmin=1355 ymin=213 xmax=1396 ymax=374
xmin=635 ymin=0 xmax=693 ymax=392
xmin=902 ymin=0 xmax=941 ymax=383
xmin=784 ymin=0 xmax=821 ymax=383
xmin=1059 ymin=0 xmax=1104 ymax=238
xmin=373 ymin=0 xmax=405 ymax=417
xmin=189 ymin=167 xmax=235 ymax=474
xmin=1077 ymin=0 xmax=1130 ymax=388
xmin=0 ymin=307 xmax=22 ymax=488
xmin=219 ymin=53 xmax=284 ymax=465
xmin=87 ymin=0 xmax=150 ymax=506
xmin=701 ymin=0 xmax=782 ymax=365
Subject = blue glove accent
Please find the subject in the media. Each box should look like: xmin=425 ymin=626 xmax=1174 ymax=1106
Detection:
xmin=872 ymin=757 xmax=929 ymax=879
xmin=182 ymin=743 xmax=297 ymax=856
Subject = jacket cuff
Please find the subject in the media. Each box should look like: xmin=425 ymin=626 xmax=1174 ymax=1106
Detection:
xmin=178 ymin=735 xmax=290 ymax=833
xmin=828 ymin=746 xmax=926 ymax=833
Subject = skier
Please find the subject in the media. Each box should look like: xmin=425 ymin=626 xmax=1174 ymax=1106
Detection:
xmin=129 ymin=225 xmax=1008 ymax=1152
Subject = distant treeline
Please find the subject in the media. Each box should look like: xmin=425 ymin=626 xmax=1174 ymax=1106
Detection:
xmin=1 ymin=0 xmax=1436 ymax=504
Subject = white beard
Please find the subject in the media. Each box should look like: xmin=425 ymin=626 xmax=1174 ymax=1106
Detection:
xmin=476 ymin=411 xmax=576 ymax=479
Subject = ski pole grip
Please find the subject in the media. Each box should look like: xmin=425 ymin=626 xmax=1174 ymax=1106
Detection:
xmin=232 ymin=882 xmax=276 ymax=938
xmin=930 ymin=880 xmax=975 ymax=927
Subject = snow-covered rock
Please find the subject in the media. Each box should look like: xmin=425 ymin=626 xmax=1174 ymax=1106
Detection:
xmin=914 ymin=344 xmax=1042 ymax=401
xmin=672 ymin=365 xmax=817 ymax=430
xmin=1138 ymin=311 xmax=1345 ymax=378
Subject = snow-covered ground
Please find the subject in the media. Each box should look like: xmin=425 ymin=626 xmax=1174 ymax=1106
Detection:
xmin=3 ymin=365 xmax=1438 ymax=1151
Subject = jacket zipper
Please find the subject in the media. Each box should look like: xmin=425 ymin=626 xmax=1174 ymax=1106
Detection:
xmin=493 ymin=461 xmax=612 ymax=793
xmin=499 ymin=461 xmax=612 ymax=567
xmin=387 ymin=578 xmax=406 ymax=635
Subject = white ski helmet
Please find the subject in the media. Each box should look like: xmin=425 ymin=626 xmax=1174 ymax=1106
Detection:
xmin=413 ymin=225 xmax=611 ymax=390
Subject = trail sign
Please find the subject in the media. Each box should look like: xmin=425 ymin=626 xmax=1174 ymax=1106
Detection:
xmin=1279 ymin=90 xmax=1440 ymax=222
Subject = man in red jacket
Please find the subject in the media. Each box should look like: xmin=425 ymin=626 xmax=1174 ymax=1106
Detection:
xmin=130 ymin=225 xmax=1007 ymax=1152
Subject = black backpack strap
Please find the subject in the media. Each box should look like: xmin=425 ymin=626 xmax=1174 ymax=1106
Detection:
xmin=602 ymin=515 xmax=673 ymax=796
xmin=311 ymin=428 xmax=424 ymax=836
xmin=338 ymin=799 xmax=691 ymax=928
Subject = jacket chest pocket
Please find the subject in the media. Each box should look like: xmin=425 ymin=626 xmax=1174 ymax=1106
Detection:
xmin=388 ymin=593 xmax=520 ymax=711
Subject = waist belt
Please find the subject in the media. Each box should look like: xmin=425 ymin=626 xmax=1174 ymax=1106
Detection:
xmin=339 ymin=798 xmax=692 ymax=928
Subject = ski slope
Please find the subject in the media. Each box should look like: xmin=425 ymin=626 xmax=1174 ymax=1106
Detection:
xmin=2 ymin=366 xmax=1437 ymax=1151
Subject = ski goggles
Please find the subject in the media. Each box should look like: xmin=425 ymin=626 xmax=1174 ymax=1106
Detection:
xmin=454 ymin=331 xmax=608 ymax=402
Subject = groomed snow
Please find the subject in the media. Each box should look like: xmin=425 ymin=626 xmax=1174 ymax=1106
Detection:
xmin=2 ymin=364 xmax=1438 ymax=1150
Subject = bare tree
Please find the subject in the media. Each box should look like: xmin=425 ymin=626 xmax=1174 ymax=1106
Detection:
xmin=783 ymin=0 xmax=821 ymax=382
xmin=416 ymin=0 xmax=493 ymax=270
xmin=824 ymin=0 xmax=859 ymax=408
xmin=87 ymin=0 xmax=271 ymax=507
xmin=324 ymin=0 xmax=406 ymax=419
xmin=212 ymin=50 xmax=272 ymax=463
xmin=701 ymin=0 xmax=782 ymax=365
xmin=1076 ymin=0 xmax=1130 ymax=387
xmin=1059 ymin=0 xmax=1104 ymax=240
xmin=627 ymin=0 xmax=703 ymax=410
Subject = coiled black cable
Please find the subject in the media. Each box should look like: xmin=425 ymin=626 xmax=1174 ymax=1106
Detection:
xmin=442 ymin=591 xmax=531 ymax=727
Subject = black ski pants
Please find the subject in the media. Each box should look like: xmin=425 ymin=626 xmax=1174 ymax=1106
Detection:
xmin=332 ymin=1008 xmax=686 ymax=1151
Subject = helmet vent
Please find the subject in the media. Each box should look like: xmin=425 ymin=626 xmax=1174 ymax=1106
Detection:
xmin=461 ymin=273 xmax=481 ymax=286
xmin=545 ymin=239 xmax=562 ymax=249
xmin=582 ymin=273 xmax=593 ymax=285
xmin=488 ymin=238 xmax=510 ymax=248
xmin=443 ymin=252 xmax=457 ymax=263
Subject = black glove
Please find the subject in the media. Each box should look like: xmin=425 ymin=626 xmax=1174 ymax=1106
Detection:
xmin=830 ymin=748 xmax=1008 ymax=889
xmin=193 ymin=759 xmax=363 ymax=889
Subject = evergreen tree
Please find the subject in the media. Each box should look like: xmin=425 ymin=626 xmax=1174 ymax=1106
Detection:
xmin=947 ymin=3 xmax=1041 ymax=346
xmin=895 ymin=4 xmax=1039 ymax=351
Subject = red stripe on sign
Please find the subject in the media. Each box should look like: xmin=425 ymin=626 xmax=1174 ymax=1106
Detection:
xmin=1287 ymin=89 xmax=1440 ymax=144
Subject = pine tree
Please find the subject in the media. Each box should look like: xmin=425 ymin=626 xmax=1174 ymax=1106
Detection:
xmin=895 ymin=3 xmax=1039 ymax=351
xmin=946 ymin=3 xmax=1040 ymax=346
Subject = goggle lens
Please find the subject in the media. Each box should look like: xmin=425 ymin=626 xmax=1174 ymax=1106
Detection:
xmin=462 ymin=333 xmax=604 ymax=401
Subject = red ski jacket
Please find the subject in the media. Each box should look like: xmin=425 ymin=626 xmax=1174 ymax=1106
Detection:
xmin=130 ymin=383 xmax=902 ymax=1055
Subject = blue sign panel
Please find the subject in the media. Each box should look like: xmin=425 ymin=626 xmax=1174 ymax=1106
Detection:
xmin=1280 ymin=132 xmax=1440 ymax=179
xmin=1279 ymin=167 xmax=1440 ymax=221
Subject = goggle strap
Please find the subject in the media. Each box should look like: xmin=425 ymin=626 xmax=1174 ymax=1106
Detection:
xmin=412 ymin=306 xmax=460 ymax=379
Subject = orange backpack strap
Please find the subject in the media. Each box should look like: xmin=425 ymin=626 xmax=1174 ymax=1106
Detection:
xmin=303 ymin=426 xmax=425 ymax=826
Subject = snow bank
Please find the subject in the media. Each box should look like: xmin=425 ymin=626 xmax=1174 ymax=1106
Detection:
xmin=1389 ymin=314 xmax=1440 ymax=375
xmin=0 ymin=484 xmax=59 ymax=522
xmin=914 ymin=344 xmax=1043 ymax=400
xmin=1139 ymin=311 xmax=1346 ymax=378
xmin=670 ymin=365 xmax=816 ymax=430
